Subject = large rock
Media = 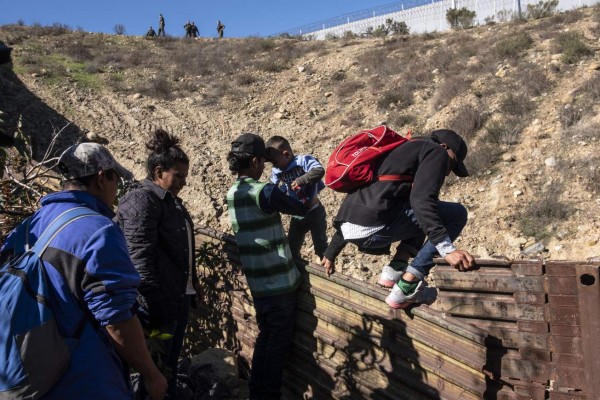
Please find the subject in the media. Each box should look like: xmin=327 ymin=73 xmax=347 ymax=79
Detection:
xmin=188 ymin=348 xmax=239 ymax=388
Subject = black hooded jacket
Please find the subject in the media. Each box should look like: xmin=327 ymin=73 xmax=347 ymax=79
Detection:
xmin=324 ymin=137 xmax=452 ymax=260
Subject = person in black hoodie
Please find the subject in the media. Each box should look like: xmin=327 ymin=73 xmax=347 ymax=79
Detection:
xmin=322 ymin=129 xmax=475 ymax=309
xmin=117 ymin=129 xmax=198 ymax=397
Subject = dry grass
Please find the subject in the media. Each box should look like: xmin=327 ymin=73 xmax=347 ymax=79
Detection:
xmin=334 ymin=80 xmax=365 ymax=98
xmin=446 ymin=104 xmax=487 ymax=140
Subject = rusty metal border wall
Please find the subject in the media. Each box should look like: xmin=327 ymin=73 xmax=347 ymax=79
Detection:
xmin=194 ymin=226 xmax=599 ymax=399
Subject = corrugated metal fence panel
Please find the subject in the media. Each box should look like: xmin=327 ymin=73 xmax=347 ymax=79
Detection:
xmin=192 ymin=227 xmax=600 ymax=399
xmin=193 ymin=228 xmax=549 ymax=399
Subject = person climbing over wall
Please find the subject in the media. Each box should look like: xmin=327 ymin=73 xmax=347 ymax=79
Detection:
xmin=321 ymin=129 xmax=476 ymax=309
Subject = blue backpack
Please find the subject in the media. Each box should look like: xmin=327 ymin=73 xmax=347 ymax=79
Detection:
xmin=0 ymin=207 xmax=98 ymax=399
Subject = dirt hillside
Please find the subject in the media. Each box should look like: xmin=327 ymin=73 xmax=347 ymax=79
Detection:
xmin=2 ymin=8 xmax=600 ymax=284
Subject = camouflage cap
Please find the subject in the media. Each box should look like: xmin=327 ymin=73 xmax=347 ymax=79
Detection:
xmin=58 ymin=142 xmax=133 ymax=180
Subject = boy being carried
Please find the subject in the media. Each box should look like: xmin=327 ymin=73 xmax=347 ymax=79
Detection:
xmin=265 ymin=135 xmax=328 ymax=265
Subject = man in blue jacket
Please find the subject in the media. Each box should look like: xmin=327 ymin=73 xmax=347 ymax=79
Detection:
xmin=0 ymin=143 xmax=167 ymax=399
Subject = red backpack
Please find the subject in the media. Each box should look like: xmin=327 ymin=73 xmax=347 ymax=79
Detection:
xmin=325 ymin=126 xmax=413 ymax=193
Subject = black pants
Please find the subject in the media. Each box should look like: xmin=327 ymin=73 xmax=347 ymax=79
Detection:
xmin=249 ymin=291 xmax=297 ymax=400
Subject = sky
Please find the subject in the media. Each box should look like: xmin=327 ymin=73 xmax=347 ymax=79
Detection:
xmin=0 ymin=0 xmax=401 ymax=38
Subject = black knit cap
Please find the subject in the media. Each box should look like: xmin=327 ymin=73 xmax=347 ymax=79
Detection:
xmin=431 ymin=129 xmax=469 ymax=177
xmin=231 ymin=133 xmax=266 ymax=157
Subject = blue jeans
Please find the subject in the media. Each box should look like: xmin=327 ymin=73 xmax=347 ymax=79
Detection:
xmin=249 ymin=291 xmax=297 ymax=400
xmin=355 ymin=201 xmax=468 ymax=281
xmin=288 ymin=203 xmax=328 ymax=262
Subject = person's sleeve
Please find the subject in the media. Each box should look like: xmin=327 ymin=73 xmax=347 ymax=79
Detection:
xmin=294 ymin=156 xmax=325 ymax=186
xmin=117 ymin=191 xmax=162 ymax=302
xmin=259 ymin=183 xmax=308 ymax=216
xmin=323 ymin=231 xmax=347 ymax=261
xmin=82 ymin=223 xmax=141 ymax=326
xmin=410 ymin=145 xmax=450 ymax=246
xmin=295 ymin=167 xmax=325 ymax=186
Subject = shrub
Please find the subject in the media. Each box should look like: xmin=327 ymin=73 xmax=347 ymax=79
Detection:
xmin=446 ymin=7 xmax=477 ymax=29
xmin=113 ymin=24 xmax=126 ymax=35
xmin=431 ymin=76 xmax=471 ymax=109
xmin=563 ymin=121 xmax=600 ymax=141
xmin=334 ymin=80 xmax=364 ymax=98
xmin=484 ymin=117 xmax=523 ymax=145
xmin=331 ymin=70 xmax=346 ymax=82
xmin=581 ymin=73 xmax=600 ymax=101
xmin=447 ymin=104 xmax=486 ymax=140
xmin=557 ymin=104 xmax=588 ymax=127
xmin=137 ymin=75 xmax=173 ymax=100
xmin=63 ymin=42 xmax=94 ymax=62
xmin=525 ymin=0 xmax=559 ymax=19
xmin=235 ymin=73 xmax=257 ymax=86
xmin=517 ymin=63 xmax=551 ymax=96
xmin=340 ymin=111 xmax=365 ymax=127
xmin=343 ymin=31 xmax=357 ymax=40
xmin=494 ymin=32 xmax=533 ymax=59
xmin=583 ymin=157 xmax=600 ymax=192
xmin=464 ymin=143 xmax=502 ymax=175
xmin=387 ymin=19 xmax=410 ymax=35
xmin=517 ymin=190 xmax=571 ymax=239
xmin=357 ymin=49 xmax=403 ymax=77
xmin=499 ymin=92 xmax=534 ymax=116
xmin=377 ymin=88 xmax=413 ymax=110
xmin=556 ymin=32 xmax=591 ymax=64
xmin=388 ymin=113 xmax=417 ymax=128
xmin=496 ymin=9 xmax=515 ymax=22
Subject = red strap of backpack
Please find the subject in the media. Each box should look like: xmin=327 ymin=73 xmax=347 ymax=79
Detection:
xmin=377 ymin=174 xmax=413 ymax=182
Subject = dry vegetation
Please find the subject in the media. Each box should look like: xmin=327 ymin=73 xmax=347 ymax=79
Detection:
xmin=2 ymin=4 xmax=600 ymax=282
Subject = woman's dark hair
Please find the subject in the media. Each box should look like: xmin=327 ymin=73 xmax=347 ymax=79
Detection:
xmin=226 ymin=151 xmax=254 ymax=174
xmin=146 ymin=129 xmax=189 ymax=180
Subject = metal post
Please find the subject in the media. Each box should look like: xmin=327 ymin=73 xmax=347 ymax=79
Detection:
xmin=576 ymin=264 xmax=600 ymax=399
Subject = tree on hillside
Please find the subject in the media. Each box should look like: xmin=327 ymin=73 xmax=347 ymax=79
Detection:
xmin=366 ymin=18 xmax=410 ymax=38
xmin=446 ymin=7 xmax=477 ymax=29
xmin=113 ymin=24 xmax=126 ymax=35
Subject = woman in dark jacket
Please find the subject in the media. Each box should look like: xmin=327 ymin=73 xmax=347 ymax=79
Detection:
xmin=117 ymin=129 xmax=198 ymax=396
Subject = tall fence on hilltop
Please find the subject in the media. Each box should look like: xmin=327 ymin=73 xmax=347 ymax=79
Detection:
xmin=277 ymin=0 xmax=595 ymax=39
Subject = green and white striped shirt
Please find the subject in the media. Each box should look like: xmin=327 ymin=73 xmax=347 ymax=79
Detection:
xmin=227 ymin=177 xmax=302 ymax=298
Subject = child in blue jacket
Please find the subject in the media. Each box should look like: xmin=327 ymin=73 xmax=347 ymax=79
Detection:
xmin=266 ymin=135 xmax=328 ymax=264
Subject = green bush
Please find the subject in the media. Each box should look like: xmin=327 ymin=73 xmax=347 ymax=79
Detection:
xmin=556 ymin=32 xmax=592 ymax=64
xmin=495 ymin=32 xmax=533 ymax=58
xmin=446 ymin=7 xmax=477 ymax=29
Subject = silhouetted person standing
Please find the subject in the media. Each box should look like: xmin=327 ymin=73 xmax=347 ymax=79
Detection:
xmin=190 ymin=22 xmax=199 ymax=38
xmin=183 ymin=21 xmax=192 ymax=38
xmin=217 ymin=20 xmax=225 ymax=38
xmin=158 ymin=14 xmax=165 ymax=37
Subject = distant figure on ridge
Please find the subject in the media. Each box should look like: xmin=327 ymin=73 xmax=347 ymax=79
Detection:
xmin=217 ymin=20 xmax=225 ymax=38
xmin=158 ymin=13 xmax=165 ymax=37
xmin=190 ymin=22 xmax=199 ymax=38
xmin=146 ymin=26 xmax=156 ymax=38
xmin=183 ymin=20 xmax=192 ymax=38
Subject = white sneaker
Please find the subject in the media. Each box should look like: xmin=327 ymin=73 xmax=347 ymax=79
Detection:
xmin=377 ymin=265 xmax=404 ymax=288
xmin=385 ymin=280 xmax=438 ymax=309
